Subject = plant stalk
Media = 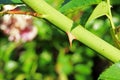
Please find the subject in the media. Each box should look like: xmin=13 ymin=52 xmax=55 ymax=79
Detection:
xmin=22 ymin=0 xmax=120 ymax=62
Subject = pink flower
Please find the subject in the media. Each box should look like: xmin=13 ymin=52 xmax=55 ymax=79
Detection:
xmin=0 ymin=14 xmax=38 ymax=42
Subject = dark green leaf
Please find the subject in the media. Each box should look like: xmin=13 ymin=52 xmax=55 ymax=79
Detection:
xmin=0 ymin=0 xmax=22 ymax=4
xmin=0 ymin=4 xmax=2 ymax=10
xmin=110 ymin=0 xmax=120 ymax=5
xmin=59 ymin=0 xmax=101 ymax=13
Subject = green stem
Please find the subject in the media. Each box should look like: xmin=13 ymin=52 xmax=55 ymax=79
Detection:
xmin=107 ymin=0 xmax=115 ymax=29
xmin=22 ymin=0 xmax=120 ymax=62
xmin=22 ymin=0 xmax=73 ymax=32
xmin=71 ymin=25 xmax=120 ymax=62
xmin=106 ymin=0 xmax=120 ymax=48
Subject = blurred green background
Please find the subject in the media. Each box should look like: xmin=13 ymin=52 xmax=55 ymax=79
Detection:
xmin=0 ymin=0 xmax=120 ymax=80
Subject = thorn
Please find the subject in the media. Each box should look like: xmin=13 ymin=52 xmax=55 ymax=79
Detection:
xmin=66 ymin=32 xmax=76 ymax=47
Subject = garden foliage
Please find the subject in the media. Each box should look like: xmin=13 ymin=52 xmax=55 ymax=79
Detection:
xmin=0 ymin=0 xmax=120 ymax=80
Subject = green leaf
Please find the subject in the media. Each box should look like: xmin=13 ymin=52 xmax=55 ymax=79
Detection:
xmin=45 ymin=0 xmax=64 ymax=9
xmin=59 ymin=0 xmax=101 ymax=13
xmin=86 ymin=1 xmax=109 ymax=25
xmin=0 ymin=0 xmax=22 ymax=4
xmin=11 ymin=0 xmax=22 ymax=3
xmin=110 ymin=0 xmax=120 ymax=5
xmin=98 ymin=62 xmax=120 ymax=80
xmin=74 ymin=64 xmax=91 ymax=75
xmin=4 ymin=60 xmax=18 ymax=73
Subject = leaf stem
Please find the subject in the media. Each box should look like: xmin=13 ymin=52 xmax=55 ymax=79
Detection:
xmin=106 ymin=0 xmax=120 ymax=48
xmin=106 ymin=0 xmax=115 ymax=30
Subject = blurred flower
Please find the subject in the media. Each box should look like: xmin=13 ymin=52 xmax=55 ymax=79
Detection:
xmin=0 ymin=5 xmax=37 ymax=42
